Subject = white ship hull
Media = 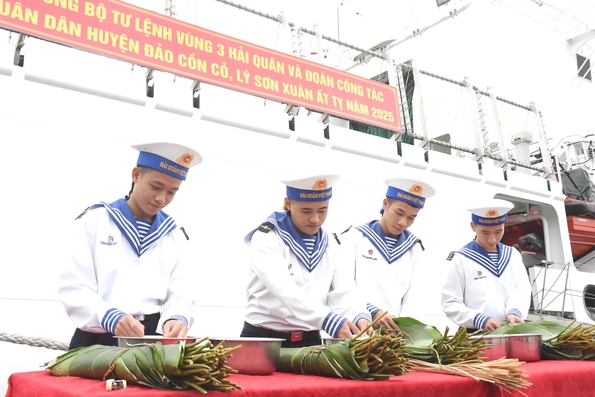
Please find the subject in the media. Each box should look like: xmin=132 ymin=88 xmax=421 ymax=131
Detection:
xmin=1 ymin=0 xmax=595 ymax=393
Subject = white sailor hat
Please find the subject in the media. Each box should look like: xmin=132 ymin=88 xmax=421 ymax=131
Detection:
xmin=281 ymin=174 xmax=340 ymax=202
xmin=384 ymin=177 xmax=436 ymax=208
xmin=131 ymin=142 xmax=202 ymax=181
xmin=467 ymin=199 xmax=514 ymax=226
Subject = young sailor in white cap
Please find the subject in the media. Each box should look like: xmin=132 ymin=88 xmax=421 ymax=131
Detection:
xmin=241 ymin=174 xmax=372 ymax=347
xmin=441 ymin=198 xmax=532 ymax=332
xmin=336 ymin=177 xmax=436 ymax=330
xmin=58 ymin=142 xmax=202 ymax=349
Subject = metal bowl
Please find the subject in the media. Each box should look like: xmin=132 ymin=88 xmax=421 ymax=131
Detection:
xmin=475 ymin=335 xmax=509 ymax=361
xmin=321 ymin=337 xmax=367 ymax=345
xmin=473 ymin=333 xmax=542 ymax=362
xmin=209 ymin=337 xmax=283 ymax=375
xmin=322 ymin=337 xmax=347 ymax=345
xmin=114 ymin=336 xmax=197 ymax=347
xmin=506 ymin=333 xmax=542 ymax=362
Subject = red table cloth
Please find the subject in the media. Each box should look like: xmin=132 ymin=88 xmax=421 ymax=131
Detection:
xmin=6 ymin=360 xmax=595 ymax=397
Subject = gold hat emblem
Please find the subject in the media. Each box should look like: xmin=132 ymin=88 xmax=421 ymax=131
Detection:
xmin=409 ymin=183 xmax=423 ymax=196
xmin=177 ymin=153 xmax=194 ymax=167
xmin=313 ymin=179 xmax=328 ymax=190
xmin=485 ymin=209 xmax=499 ymax=217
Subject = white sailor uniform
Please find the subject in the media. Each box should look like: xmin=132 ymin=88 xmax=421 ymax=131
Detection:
xmin=242 ymin=211 xmax=370 ymax=342
xmin=441 ymin=240 xmax=532 ymax=330
xmin=57 ymin=199 xmax=195 ymax=342
xmin=338 ymin=221 xmax=423 ymax=317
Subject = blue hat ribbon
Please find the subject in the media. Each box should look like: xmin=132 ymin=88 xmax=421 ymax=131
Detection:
xmin=137 ymin=151 xmax=189 ymax=181
xmin=386 ymin=186 xmax=425 ymax=208
xmin=286 ymin=186 xmax=332 ymax=202
xmin=472 ymin=213 xmax=508 ymax=225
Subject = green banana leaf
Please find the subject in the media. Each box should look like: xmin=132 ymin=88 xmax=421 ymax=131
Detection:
xmin=393 ymin=317 xmax=486 ymax=364
xmin=394 ymin=316 xmax=442 ymax=345
xmin=45 ymin=337 xmax=242 ymax=393
xmin=487 ymin=320 xmax=567 ymax=341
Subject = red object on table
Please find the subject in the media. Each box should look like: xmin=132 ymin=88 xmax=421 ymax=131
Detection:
xmin=5 ymin=361 xmax=595 ymax=397
xmin=488 ymin=360 xmax=595 ymax=397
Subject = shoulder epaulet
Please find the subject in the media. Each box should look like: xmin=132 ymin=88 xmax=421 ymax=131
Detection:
xmin=257 ymin=222 xmax=274 ymax=233
xmin=417 ymin=239 xmax=425 ymax=251
xmin=75 ymin=206 xmax=91 ymax=220
xmin=332 ymin=233 xmax=341 ymax=245
xmin=180 ymin=226 xmax=190 ymax=240
xmin=340 ymin=225 xmax=352 ymax=235
xmin=446 ymin=251 xmax=456 ymax=261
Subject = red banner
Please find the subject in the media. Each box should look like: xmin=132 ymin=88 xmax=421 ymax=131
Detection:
xmin=0 ymin=0 xmax=402 ymax=131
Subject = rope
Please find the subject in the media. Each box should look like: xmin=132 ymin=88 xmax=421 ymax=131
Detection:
xmin=0 ymin=332 xmax=68 ymax=351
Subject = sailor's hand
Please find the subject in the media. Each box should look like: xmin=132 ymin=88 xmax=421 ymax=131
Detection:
xmin=163 ymin=320 xmax=187 ymax=338
xmin=115 ymin=315 xmax=145 ymax=337
xmin=372 ymin=311 xmax=400 ymax=331
xmin=483 ymin=317 xmax=501 ymax=332
xmin=506 ymin=314 xmax=525 ymax=324
xmin=336 ymin=320 xmax=360 ymax=339
xmin=356 ymin=319 xmax=374 ymax=336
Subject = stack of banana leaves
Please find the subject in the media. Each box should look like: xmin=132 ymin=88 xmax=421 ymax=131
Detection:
xmin=394 ymin=317 xmax=532 ymax=394
xmin=487 ymin=319 xmax=595 ymax=360
xmin=276 ymin=315 xmax=531 ymax=394
xmin=276 ymin=328 xmax=410 ymax=380
xmin=45 ymin=336 xmax=242 ymax=394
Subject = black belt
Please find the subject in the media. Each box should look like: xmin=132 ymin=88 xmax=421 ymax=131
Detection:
xmin=461 ymin=327 xmax=481 ymax=335
xmin=133 ymin=313 xmax=160 ymax=322
xmin=243 ymin=322 xmax=320 ymax=343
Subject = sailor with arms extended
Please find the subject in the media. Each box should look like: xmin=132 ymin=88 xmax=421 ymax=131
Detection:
xmin=58 ymin=142 xmax=201 ymax=349
xmin=337 ymin=178 xmax=435 ymax=330
xmin=441 ymin=199 xmax=532 ymax=332
xmin=241 ymin=174 xmax=372 ymax=347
